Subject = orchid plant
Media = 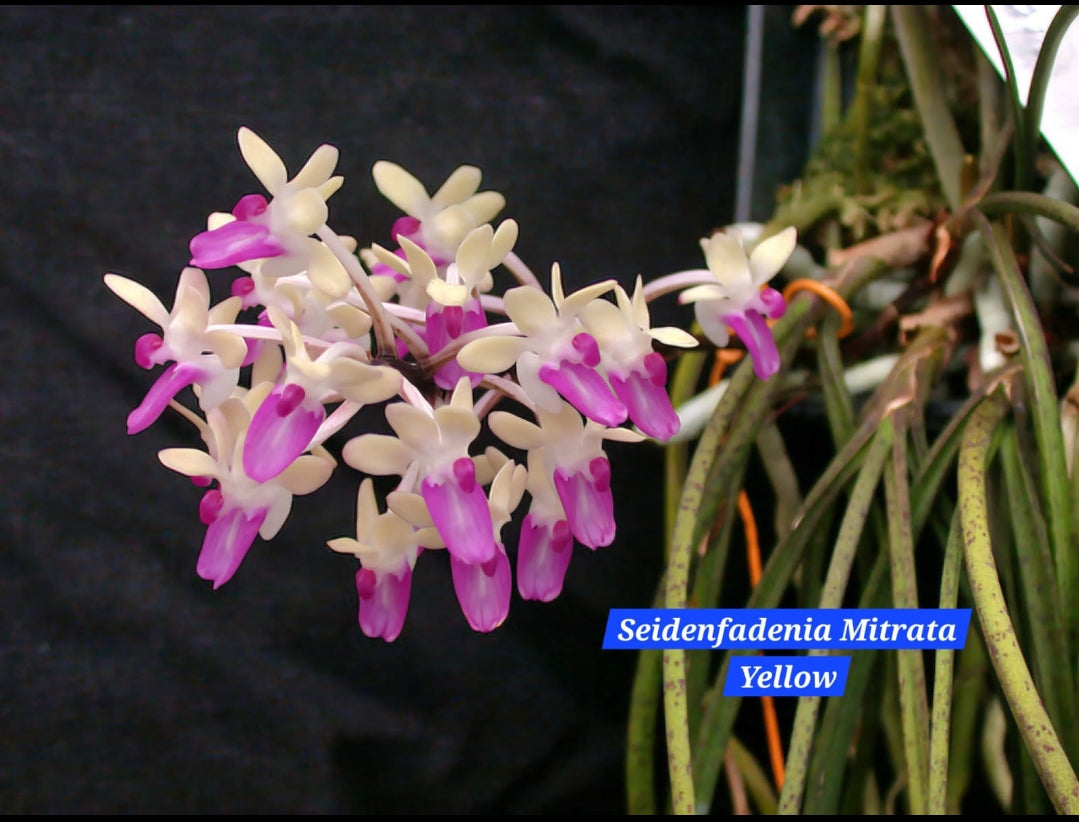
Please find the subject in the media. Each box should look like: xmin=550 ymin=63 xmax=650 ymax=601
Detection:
xmin=104 ymin=4 xmax=1079 ymax=815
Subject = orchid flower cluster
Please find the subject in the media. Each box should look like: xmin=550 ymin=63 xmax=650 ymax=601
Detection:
xmin=105 ymin=127 xmax=798 ymax=641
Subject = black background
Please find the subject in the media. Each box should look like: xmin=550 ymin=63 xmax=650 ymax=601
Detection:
xmin=1 ymin=5 xmax=817 ymax=812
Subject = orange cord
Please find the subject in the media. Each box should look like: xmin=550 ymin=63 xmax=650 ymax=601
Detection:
xmin=782 ymin=278 xmax=854 ymax=340
xmin=737 ymin=490 xmax=786 ymax=792
xmin=708 ymin=348 xmax=745 ymax=385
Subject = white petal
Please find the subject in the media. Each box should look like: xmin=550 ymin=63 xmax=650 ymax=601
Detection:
xmin=267 ymin=306 xmax=305 ymax=362
xmin=260 ymin=492 xmax=293 ymax=540
xmin=460 ymin=190 xmax=505 ymax=226
xmin=516 ymin=352 xmax=562 ymax=412
xmin=536 ymin=402 xmax=585 ymax=441
xmin=386 ymin=490 xmax=434 ymax=528
xmin=400 ymin=236 xmax=437 ymax=285
xmin=328 ymin=536 xmax=364 ymax=557
xmin=251 ymin=342 xmax=284 ymax=388
xmin=435 ymin=404 xmax=481 ymax=446
xmin=456 ymin=336 xmax=528 ymax=374
xmin=291 ymin=144 xmax=339 ymax=189
xmin=488 ymin=461 xmax=527 ymax=531
xmin=368 ymin=243 xmax=411 ymax=278
xmin=694 ymin=302 xmax=731 ymax=348
xmin=701 ymin=232 xmax=751 ymax=288
xmin=429 ymin=204 xmax=475 ymax=250
xmin=207 ymin=295 xmax=242 ymax=326
xmin=579 ymin=299 xmax=629 ymax=346
xmin=176 ymin=267 xmax=211 ymax=313
xmin=475 ymin=447 xmax=510 ymax=486
xmin=455 ymin=224 xmax=493 ymax=282
xmin=415 ymin=527 xmax=445 ymax=549
xmin=195 ymin=366 xmax=240 ymax=410
xmin=677 ymin=283 xmax=726 ymax=305
xmin=333 ymin=360 xmax=402 ymax=404
xmin=431 ymin=165 xmax=482 ymax=207
xmin=450 ymin=376 xmax=474 ymax=410
xmin=205 ymin=330 xmax=248 ymax=370
xmin=305 ymin=240 xmax=352 ymax=300
xmin=158 ymin=448 xmax=220 ymax=478
xmin=342 ymin=434 xmax=412 ymax=476
xmin=649 ymin=326 xmax=699 ymax=348
xmin=559 ymin=279 xmax=618 ymax=317
xmin=749 ymin=226 xmax=797 ymax=286
xmin=372 ymin=161 xmax=430 ymax=217
xmin=488 ymin=220 xmax=518 ymax=268
xmin=602 ymin=427 xmax=647 ymax=444
xmin=550 ymin=263 xmax=565 ymax=306
xmin=355 ymin=478 xmax=381 ymax=538
xmin=275 ymin=453 xmax=335 ymax=495
xmin=385 ymin=402 xmax=439 ymax=449
xmin=488 ymin=411 xmax=547 ymax=451
xmin=103 ymin=274 xmax=169 ymax=327
xmin=369 ymin=273 xmax=400 ymax=302
xmin=426 ymin=278 xmax=469 ymax=307
xmin=372 ymin=513 xmax=420 ymax=559
xmin=207 ymin=211 xmax=235 ymax=231
xmin=317 ymin=176 xmax=344 ymax=200
xmin=502 ymin=285 xmax=556 ymax=332
xmin=629 ymin=277 xmax=650 ymax=329
xmin=326 ymin=304 xmax=373 ymax=340
xmin=238 ymin=127 xmax=288 ymax=193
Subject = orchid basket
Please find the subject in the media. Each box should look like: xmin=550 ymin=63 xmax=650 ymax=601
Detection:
xmin=103 ymin=4 xmax=1079 ymax=815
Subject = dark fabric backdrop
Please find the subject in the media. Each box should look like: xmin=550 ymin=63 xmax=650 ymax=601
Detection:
xmin=1 ymin=5 xmax=816 ymax=813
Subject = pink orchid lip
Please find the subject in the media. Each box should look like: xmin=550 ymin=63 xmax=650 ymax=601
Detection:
xmin=758 ymin=286 xmax=786 ymax=319
xmin=449 ymin=546 xmax=511 ymax=632
xmin=196 ymin=505 xmax=268 ymax=589
xmin=724 ymin=310 xmax=781 ymax=380
xmin=127 ymin=361 xmax=205 ymax=434
xmin=421 ymin=460 xmax=497 ymax=564
xmin=553 ymin=459 xmax=615 ymax=549
xmin=425 ymin=300 xmax=487 ymax=390
xmin=516 ymin=514 xmax=574 ymax=602
xmin=242 ymin=384 xmax=325 ymax=482
xmin=538 ymin=360 xmax=628 ymax=427
xmin=189 ymin=219 xmax=286 ymax=269
xmin=356 ymin=566 xmax=412 ymax=642
xmin=608 ymin=352 xmax=680 ymax=441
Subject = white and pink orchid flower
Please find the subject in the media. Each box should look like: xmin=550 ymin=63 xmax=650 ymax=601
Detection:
xmin=189 ymin=127 xmax=353 ymax=298
xmin=327 ymin=479 xmax=442 ymax=642
xmin=368 ymin=161 xmax=506 ymax=270
xmin=158 ymin=386 xmax=335 ymax=588
xmin=447 ymin=459 xmax=527 ymax=632
xmin=457 ymin=264 xmax=626 ymax=427
xmin=488 ymin=401 xmax=644 ymax=549
xmin=677 ymin=226 xmax=797 ymax=380
xmin=579 ymin=277 xmax=697 ymax=440
xmin=241 ymin=306 xmax=401 ymax=483
xmin=104 ymin=267 xmax=247 ymax=434
xmin=341 ymin=378 xmax=498 ymax=565
xmin=515 ymin=450 xmax=574 ymax=602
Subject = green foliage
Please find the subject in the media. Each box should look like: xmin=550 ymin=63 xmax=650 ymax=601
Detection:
xmin=629 ymin=5 xmax=1079 ymax=814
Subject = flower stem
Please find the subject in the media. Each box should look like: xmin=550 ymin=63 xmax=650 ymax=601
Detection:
xmin=317 ymin=225 xmax=398 ymax=357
